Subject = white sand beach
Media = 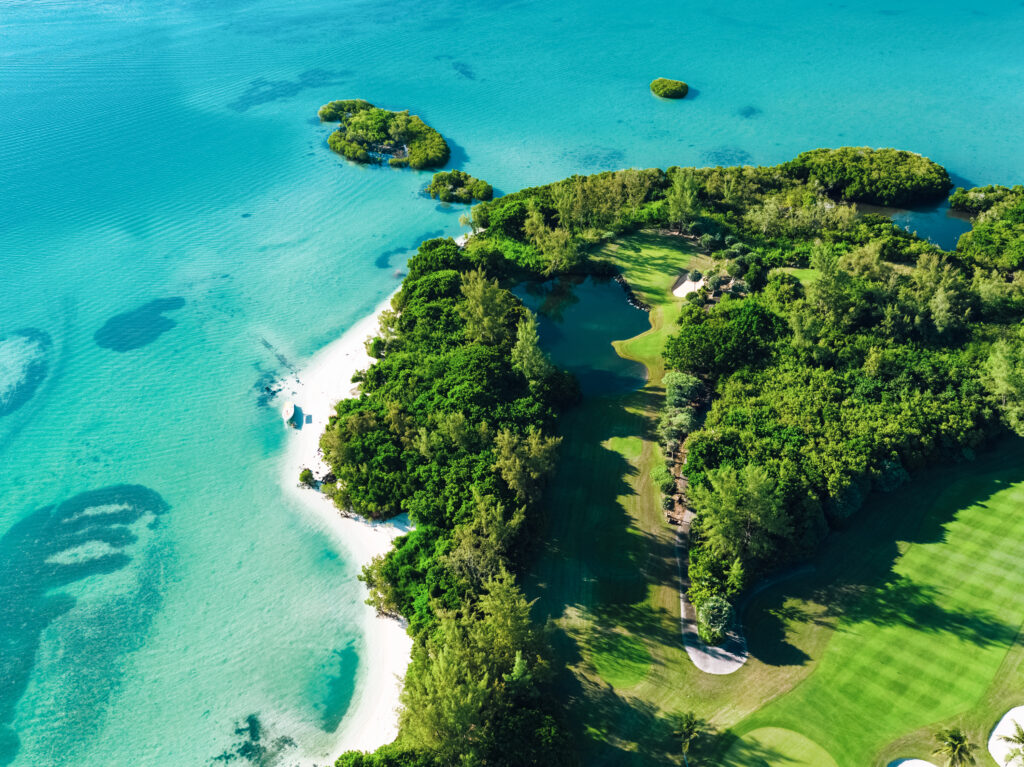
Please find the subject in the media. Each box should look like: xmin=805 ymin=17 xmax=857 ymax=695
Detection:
xmin=275 ymin=292 xmax=414 ymax=757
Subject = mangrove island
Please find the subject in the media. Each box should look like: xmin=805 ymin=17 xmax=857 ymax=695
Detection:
xmin=318 ymin=99 xmax=450 ymax=169
xmin=425 ymin=169 xmax=494 ymax=203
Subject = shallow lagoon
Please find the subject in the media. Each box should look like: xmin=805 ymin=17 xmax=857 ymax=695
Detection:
xmin=2 ymin=0 xmax=1024 ymax=763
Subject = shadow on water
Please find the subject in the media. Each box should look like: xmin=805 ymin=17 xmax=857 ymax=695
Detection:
xmin=94 ymin=297 xmax=186 ymax=352
xmin=446 ymin=136 xmax=470 ymax=167
xmin=374 ymin=229 xmax=446 ymax=270
xmin=739 ymin=439 xmax=1024 ymax=671
xmin=0 ymin=329 xmax=52 ymax=418
xmin=226 ymin=68 xmax=352 ymax=113
xmin=0 ymin=485 xmax=170 ymax=765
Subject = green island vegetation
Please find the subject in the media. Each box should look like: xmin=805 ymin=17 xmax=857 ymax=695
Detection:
xmin=650 ymin=78 xmax=689 ymax=99
xmin=781 ymin=146 xmax=952 ymax=206
xmin=318 ymin=99 xmax=450 ymax=169
xmin=321 ymin=147 xmax=1024 ymax=766
xmin=425 ymin=169 xmax=494 ymax=203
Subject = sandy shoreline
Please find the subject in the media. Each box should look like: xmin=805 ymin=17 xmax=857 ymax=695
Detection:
xmin=275 ymin=291 xmax=414 ymax=758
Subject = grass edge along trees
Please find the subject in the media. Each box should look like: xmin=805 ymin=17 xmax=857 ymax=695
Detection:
xmin=319 ymin=147 xmax=1024 ymax=765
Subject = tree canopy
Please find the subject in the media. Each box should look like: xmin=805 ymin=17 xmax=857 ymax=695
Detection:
xmin=319 ymin=99 xmax=450 ymax=169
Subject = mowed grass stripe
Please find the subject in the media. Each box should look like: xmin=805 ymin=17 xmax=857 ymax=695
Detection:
xmin=733 ymin=444 xmax=1024 ymax=766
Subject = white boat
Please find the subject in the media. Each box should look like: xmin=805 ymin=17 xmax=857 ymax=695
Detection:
xmin=281 ymin=401 xmax=295 ymax=426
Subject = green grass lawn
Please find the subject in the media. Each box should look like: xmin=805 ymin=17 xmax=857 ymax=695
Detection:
xmin=527 ymin=232 xmax=821 ymax=764
xmin=596 ymin=230 xmax=711 ymax=385
xmin=721 ymin=727 xmax=839 ymax=767
xmin=726 ymin=441 xmax=1024 ymax=766
xmin=529 ymin=230 xmax=1024 ymax=765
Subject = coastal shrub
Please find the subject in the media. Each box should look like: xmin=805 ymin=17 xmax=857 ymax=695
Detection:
xmin=949 ymin=184 xmax=1024 ymax=216
xmin=335 ymin=743 xmax=438 ymax=767
xmin=955 ymin=196 xmax=1024 ymax=272
xmin=781 ymin=147 xmax=952 ymax=206
xmin=650 ymin=77 xmax=689 ymax=99
xmin=405 ymin=238 xmax=470 ymax=281
xmin=426 ymin=170 xmax=494 ymax=203
xmin=319 ymin=100 xmax=450 ymax=169
xmin=298 ymin=468 xmax=314 ymax=487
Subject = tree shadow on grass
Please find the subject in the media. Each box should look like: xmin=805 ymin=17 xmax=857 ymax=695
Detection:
xmin=527 ymin=386 xmax=694 ymax=763
xmin=556 ymin=674 xmax=682 ymax=767
xmin=712 ymin=730 xmax=801 ymax=767
xmin=740 ymin=439 xmax=1024 ymax=669
xmin=598 ymin=232 xmax=699 ymax=304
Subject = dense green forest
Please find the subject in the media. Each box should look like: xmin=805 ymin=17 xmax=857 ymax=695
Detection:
xmin=319 ymin=99 xmax=450 ymax=169
xmin=322 ymin=148 xmax=1024 ymax=763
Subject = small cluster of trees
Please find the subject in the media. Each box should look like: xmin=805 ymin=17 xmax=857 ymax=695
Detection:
xmin=954 ymin=187 xmax=1024 ymax=272
xmin=426 ymin=169 xmax=493 ymax=203
xmin=657 ymin=370 xmax=703 ymax=455
xmin=319 ymin=99 xmax=450 ymax=169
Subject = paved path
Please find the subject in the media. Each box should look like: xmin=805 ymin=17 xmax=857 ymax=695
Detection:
xmin=674 ymin=509 xmax=748 ymax=674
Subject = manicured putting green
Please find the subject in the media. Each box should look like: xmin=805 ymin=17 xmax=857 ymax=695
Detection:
xmin=721 ymin=727 xmax=838 ymax=767
xmin=589 ymin=629 xmax=653 ymax=688
xmin=733 ymin=443 xmax=1024 ymax=766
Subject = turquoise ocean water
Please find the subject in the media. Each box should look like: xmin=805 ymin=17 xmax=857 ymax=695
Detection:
xmin=1 ymin=0 xmax=1023 ymax=764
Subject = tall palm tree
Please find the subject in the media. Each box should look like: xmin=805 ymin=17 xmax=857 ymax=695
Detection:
xmin=671 ymin=711 xmax=701 ymax=767
xmin=999 ymin=719 xmax=1024 ymax=766
xmin=933 ymin=727 xmax=978 ymax=767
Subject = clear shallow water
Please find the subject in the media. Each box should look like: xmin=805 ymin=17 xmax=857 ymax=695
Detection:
xmin=1 ymin=0 xmax=1023 ymax=764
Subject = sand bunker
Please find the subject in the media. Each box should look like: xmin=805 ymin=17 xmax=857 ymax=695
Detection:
xmin=989 ymin=705 xmax=1024 ymax=765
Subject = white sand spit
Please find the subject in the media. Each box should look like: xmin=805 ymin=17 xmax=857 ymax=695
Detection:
xmin=277 ymin=291 xmax=414 ymax=756
xmin=989 ymin=705 xmax=1024 ymax=765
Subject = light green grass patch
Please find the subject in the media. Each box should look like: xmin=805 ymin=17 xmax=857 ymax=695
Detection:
xmin=775 ymin=267 xmax=820 ymax=285
xmin=721 ymin=727 xmax=839 ymax=767
xmin=605 ymin=435 xmax=643 ymax=461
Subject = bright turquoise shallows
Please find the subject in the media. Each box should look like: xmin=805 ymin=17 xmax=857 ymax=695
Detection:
xmin=2 ymin=0 xmax=1023 ymax=764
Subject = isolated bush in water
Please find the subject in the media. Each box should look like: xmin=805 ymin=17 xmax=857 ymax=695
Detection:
xmin=650 ymin=78 xmax=689 ymax=99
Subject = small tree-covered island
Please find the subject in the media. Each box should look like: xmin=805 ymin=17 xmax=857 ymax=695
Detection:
xmin=650 ymin=77 xmax=689 ymax=99
xmin=425 ymin=169 xmax=494 ymax=203
xmin=319 ymin=146 xmax=1024 ymax=766
xmin=319 ymin=99 xmax=450 ymax=169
